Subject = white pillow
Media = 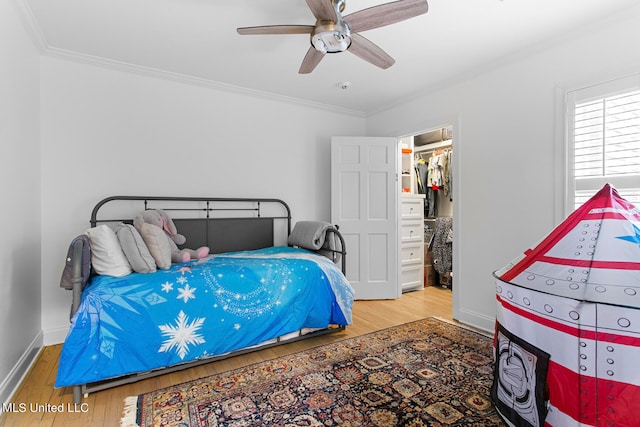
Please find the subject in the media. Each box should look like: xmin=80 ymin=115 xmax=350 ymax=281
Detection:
xmin=85 ymin=225 xmax=132 ymax=277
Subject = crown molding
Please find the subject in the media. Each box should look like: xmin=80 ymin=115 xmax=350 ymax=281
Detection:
xmin=14 ymin=0 xmax=364 ymax=118
xmin=368 ymin=2 xmax=640 ymax=118
xmin=42 ymin=46 xmax=366 ymax=119
xmin=13 ymin=0 xmax=48 ymax=52
xmin=44 ymin=46 xmax=365 ymax=118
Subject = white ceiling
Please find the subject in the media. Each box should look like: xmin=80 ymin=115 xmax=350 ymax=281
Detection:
xmin=22 ymin=0 xmax=640 ymax=115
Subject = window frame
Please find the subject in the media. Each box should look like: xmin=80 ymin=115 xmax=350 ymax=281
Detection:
xmin=560 ymin=73 xmax=640 ymax=217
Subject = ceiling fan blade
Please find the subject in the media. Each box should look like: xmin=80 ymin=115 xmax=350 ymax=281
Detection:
xmin=348 ymin=33 xmax=395 ymax=69
xmin=299 ymin=46 xmax=325 ymax=74
xmin=305 ymin=0 xmax=338 ymax=22
xmin=237 ymin=25 xmax=314 ymax=35
xmin=344 ymin=0 xmax=428 ymax=33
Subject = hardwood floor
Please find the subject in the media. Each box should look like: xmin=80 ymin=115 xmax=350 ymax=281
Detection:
xmin=1 ymin=286 xmax=453 ymax=427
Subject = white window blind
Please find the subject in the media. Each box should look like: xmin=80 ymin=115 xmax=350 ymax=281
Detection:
xmin=567 ymin=74 xmax=640 ymax=211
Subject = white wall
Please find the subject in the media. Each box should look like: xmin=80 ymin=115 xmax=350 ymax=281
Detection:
xmin=9 ymin=1 xmax=640 ymax=395
xmin=366 ymin=6 xmax=640 ymax=331
xmin=40 ymin=57 xmax=366 ymax=343
xmin=0 ymin=0 xmax=42 ymax=403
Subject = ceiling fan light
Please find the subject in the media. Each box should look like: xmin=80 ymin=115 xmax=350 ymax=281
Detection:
xmin=312 ymin=31 xmax=351 ymax=54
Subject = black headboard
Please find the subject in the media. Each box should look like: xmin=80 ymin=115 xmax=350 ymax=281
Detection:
xmin=90 ymin=196 xmax=291 ymax=254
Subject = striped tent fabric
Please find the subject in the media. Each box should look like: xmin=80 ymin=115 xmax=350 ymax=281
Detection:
xmin=492 ymin=184 xmax=640 ymax=427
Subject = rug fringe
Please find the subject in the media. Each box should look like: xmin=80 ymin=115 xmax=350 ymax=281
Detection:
xmin=120 ymin=396 xmax=139 ymax=427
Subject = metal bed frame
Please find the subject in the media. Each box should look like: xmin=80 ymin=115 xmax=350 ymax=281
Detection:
xmin=65 ymin=196 xmax=347 ymax=403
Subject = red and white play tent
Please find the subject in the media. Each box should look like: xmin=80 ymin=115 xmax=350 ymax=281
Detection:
xmin=492 ymin=184 xmax=640 ymax=427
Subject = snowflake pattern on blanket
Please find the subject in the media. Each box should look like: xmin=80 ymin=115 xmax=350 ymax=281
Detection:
xmin=55 ymin=246 xmax=354 ymax=387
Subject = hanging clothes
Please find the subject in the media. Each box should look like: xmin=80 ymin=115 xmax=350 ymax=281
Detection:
xmin=415 ymin=158 xmax=427 ymax=195
xmin=432 ymin=216 xmax=453 ymax=276
xmin=426 ymin=188 xmax=437 ymax=218
xmin=427 ymin=150 xmax=448 ymax=190
xmin=442 ymin=149 xmax=452 ymax=201
xmin=415 ymin=144 xmax=452 ymax=218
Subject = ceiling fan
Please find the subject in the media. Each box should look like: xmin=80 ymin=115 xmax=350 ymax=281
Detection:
xmin=237 ymin=0 xmax=429 ymax=74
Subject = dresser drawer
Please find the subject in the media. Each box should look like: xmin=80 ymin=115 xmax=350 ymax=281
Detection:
xmin=401 ymin=243 xmax=424 ymax=265
xmin=400 ymin=199 xmax=423 ymax=219
xmin=401 ymin=221 xmax=423 ymax=243
xmin=401 ymin=265 xmax=424 ymax=290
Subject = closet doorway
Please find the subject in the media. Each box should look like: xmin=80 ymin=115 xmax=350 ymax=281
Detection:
xmin=399 ymin=125 xmax=454 ymax=301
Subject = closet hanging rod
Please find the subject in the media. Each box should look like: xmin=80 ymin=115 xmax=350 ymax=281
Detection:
xmin=414 ymin=139 xmax=452 ymax=153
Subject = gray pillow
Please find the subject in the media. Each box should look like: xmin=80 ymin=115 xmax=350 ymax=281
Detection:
xmin=116 ymin=223 xmax=156 ymax=273
xmin=138 ymin=223 xmax=172 ymax=270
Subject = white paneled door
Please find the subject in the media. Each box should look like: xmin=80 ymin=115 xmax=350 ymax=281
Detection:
xmin=331 ymin=136 xmax=399 ymax=299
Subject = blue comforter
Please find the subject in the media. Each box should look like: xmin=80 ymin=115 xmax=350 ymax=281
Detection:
xmin=55 ymin=246 xmax=354 ymax=387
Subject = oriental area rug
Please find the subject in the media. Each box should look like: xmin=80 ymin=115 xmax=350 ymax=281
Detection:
xmin=121 ymin=318 xmax=505 ymax=427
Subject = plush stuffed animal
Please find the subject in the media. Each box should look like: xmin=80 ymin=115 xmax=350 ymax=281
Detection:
xmin=133 ymin=209 xmax=209 ymax=264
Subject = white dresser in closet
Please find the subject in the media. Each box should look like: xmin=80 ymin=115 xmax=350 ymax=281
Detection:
xmin=400 ymin=193 xmax=425 ymax=292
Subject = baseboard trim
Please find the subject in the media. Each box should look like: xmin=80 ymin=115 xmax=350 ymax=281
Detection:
xmin=456 ymin=308 xmax=495 ymax=334
xmin=0 ymin=331 xmax=43 ymax=409
xmin=43 ymin=326 xmax=69 ymax=346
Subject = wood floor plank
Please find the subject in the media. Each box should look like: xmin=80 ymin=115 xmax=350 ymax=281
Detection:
xmin=0 ymin=287 xmax=452 ymax=426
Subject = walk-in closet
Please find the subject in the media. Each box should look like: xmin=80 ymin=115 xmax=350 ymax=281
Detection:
xmin=400 ymin=126 xmax=453 ymax=291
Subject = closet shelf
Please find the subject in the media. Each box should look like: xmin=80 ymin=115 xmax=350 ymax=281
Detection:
xmin=414 ymin=139 xmax=452 ymax=153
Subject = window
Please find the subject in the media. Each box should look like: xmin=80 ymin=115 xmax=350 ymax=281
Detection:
xmin=566 ymin=74 xmax=640 ymax=212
